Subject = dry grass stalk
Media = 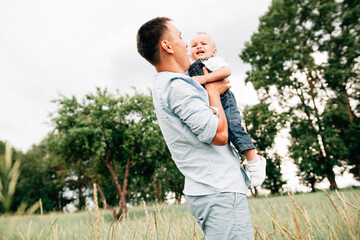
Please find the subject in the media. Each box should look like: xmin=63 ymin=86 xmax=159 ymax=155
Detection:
xmin=114 ymin=212 xmax=123 ymax=230
xmin=27 ymin=221 xmax=32 ymax=240
xmin=19 ymin=231 xmax=25 ymax=240
xmin=356 ymin=211 xmax=360 ymax=237
xmin=124 ymin=222 xmax=136 ymax=239
xmin=45 ymin=217 xmax=58 ymax=240
xmin=325 ymin=216 xmax=339 ymax=240
xmin=326 ymin=190 xmax=359 ymax=239
xmin=175 ymin=227 xmax=179 ymax=240
xmin=39 ymin=199 xmax=43 ymax=216
xmin=290 ymin=206 xmax=303 ymax=240
xmin=254 ymin=226 xmax=264 ymax=240
xmin=266 ymin=229 xmax=277 ymax=239
xmin=87 ymin=222 xmax=94 ymax=240
xmin=142 ymin=200 xmax=153 ymax=239
xmin=153 ymin=209 xmax=158 ymax=240
xmin=314 ymin=215 xmax=322 ymax=233
xmin=86 ymin=202 xmax=95 ymax=240
xmin=322 ymin=189 xmax=340 ymax=215
xmin=166 ymin=215 xmax=171 ymax=240
xmin=265 ymin=211 xmax=291 ymax=240
xmin=335 ymin=194 xmax=360 ymax=211
xmin=336 ymin=194 xmax=357 ymax=240
xmin=265 ymin=195 xmax=279 ymax=233
xmin=336 ymin=191 xmax=355 ymax=222
xmin=93 ymin=183 xmax=101 ymax=240
xmin=191 ymin=221 xmax=197 ymax=240
xmin=288 ymin=192 xmax=314 ymax=239
xmin=279 ymin=225 xmax=297 ymax=240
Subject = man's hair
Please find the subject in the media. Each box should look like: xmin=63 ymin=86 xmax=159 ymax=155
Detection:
xmin=137 ymin=17 xmax=171 ymax=65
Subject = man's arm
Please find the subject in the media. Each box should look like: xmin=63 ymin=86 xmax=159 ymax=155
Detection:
xmin=205 ymin=79 xmax=230 ymax=145
xmin=193 ymin=66 xmax=231 ymax=85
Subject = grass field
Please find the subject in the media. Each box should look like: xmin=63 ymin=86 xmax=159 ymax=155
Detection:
xmin=0 ymin=188 xmax=359 ymax=240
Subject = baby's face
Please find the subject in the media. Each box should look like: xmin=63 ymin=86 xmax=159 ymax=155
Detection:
xmin=190 ymin=33 xmax=217 ymax=61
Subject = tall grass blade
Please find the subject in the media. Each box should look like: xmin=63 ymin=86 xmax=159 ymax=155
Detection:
xmin=45 ymin=217 xmax=58 ymax=240
xmin=39 ymin=198 xmax=43 ymax=216
xmin=93 ymin=183 xmax=101 ymax=240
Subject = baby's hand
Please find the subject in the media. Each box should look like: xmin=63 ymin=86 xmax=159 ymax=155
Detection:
xmin=192 ymin=75 xmax=207 ymax=84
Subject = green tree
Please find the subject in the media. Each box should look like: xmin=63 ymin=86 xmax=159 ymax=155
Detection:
xmin=13 ymin=141 xmax=71 ymax=212
xmin=243 ymin=102 xmax=286 ymax=194
xmin=289 ymin=117 xmax=326 ymax=191
xmin=49 ymin=89 xmax=178 ymax=218
xmin=240 ymin=0 xmax=359 ymax=189
xmin=317 ymin=0 xmax=360 ymax=179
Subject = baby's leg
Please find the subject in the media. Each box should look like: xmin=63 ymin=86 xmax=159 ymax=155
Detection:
xmin=221 ymin=91 xmax=267 ymax=187
xmin=220 ymin=90 xmax=255 ymax=154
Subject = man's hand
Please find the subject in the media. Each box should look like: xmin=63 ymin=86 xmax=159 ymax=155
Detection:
xmin=191 ymin=67 xmax=208 ymax=84
xmin=205 ymin=78 xmax=231 ymax=95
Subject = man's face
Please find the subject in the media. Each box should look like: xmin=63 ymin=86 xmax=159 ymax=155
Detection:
xmin=190 ymin=33 xmax=217 ymax=61
xmin=165 ymin=22 xmax=190 ymax=71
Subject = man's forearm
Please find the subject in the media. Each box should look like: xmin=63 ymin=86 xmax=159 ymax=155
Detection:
xmin=207 ymin=89 xmax=228 ymax=145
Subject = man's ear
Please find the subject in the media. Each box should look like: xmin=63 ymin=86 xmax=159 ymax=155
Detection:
xmin=160 ymin=40 xmax=174 ymax=54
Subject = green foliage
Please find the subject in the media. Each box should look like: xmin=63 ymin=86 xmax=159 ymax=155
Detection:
xmin=240 ymin=0 xmax=360 ymax=189
xmin=243 ymin=102 xmax=286 ymax=194
xmin=13 ymin=141 xmax=71 ymax=213
xmin=289 ymin=117 xmax=325 ymax=191
xmin=48 ymin=88 xmax=182 ymax=217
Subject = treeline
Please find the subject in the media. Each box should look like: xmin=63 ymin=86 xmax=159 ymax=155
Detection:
xmin=240 ymin=0 xmax=359 ymax=191
xmin=1 ymin=0 xmax=359 ymax=217
xmin=0 ymin=90 xmax=184 ymax=218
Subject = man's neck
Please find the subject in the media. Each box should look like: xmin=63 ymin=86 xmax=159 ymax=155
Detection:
xmin=155 ymin=56 xmax=187 ymax=74
xmin=155 ymin=65 xmax=185 ymax=74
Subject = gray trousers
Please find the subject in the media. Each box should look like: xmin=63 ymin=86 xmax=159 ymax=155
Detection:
xmin=185 ymin=192 xmax=254 ymax=240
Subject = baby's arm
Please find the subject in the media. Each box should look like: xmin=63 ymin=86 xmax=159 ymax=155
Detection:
xmin=192 ymin=66 xmax=231 ymax=85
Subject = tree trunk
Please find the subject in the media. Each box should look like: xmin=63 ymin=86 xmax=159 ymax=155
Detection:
xmin=119 ymin=154 xmax=131 ymax=218
xmin=342 ymin=85 xmax=356 ymax=123
xmin=350 ymin=147 xmax=360 ymax=181
xmin=310 ymin=178 xmax=316 ymax=192
xmin=102 ymin=148 xmax=126 ymax=219
xmin=325 ymin=166 xmax=338 ymax=191
xmin=103 ymin=149 xmax=123 ymax=198
xmin=57 ymin=191 xmax=61 ymax=212
xmin=78 ymin=174 xmax=85 ymax=210
xmin=93 ymin=182 xmax=117 ymax=219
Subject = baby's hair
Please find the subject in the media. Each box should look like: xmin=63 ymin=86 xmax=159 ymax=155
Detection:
xmin=195 ymin=32 xmax=216 ymax=47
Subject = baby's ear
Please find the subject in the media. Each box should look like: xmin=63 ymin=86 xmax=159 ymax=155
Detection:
xmin=211 ymin=48 xmax=217 ymax=57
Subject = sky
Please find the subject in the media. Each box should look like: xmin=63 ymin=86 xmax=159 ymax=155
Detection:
xmin=0 ymin=0 xmax=272 ymax=152
xmin=1 ymin=0 xmax=358 ymax=190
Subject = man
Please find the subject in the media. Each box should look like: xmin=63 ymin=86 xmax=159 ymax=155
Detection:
xmin=137 ymin=17 xmax=254 ymax=239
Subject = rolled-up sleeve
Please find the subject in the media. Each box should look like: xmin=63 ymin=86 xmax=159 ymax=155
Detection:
xmin=167 ymin=78 xmax=218 ymax=144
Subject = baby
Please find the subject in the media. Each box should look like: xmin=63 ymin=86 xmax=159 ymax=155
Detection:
xmin=188 ymin=32 xmax=266 ymax=187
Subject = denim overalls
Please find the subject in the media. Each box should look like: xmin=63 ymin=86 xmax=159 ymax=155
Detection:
xmin=188 ymin=59 xmax=255 ymax=154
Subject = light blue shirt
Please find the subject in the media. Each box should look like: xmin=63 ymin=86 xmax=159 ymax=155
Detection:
xmin=152 ymin=71 xmax=248 ymax=195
